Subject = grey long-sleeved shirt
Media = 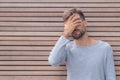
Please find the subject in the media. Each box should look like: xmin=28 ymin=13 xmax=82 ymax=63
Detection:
xmin=48 ymin=36 xmax=116 ymax=80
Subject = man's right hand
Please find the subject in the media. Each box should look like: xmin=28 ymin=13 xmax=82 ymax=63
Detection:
xmin=62 ymin=14 xmax=82 ymax=38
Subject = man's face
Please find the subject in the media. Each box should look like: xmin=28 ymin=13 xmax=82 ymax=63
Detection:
xmin=71 ymin=13 xmax=87 ymax=39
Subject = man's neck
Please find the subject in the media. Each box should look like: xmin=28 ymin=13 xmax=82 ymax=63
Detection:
xmin=74 ymin=32 xmax=97 ymax=46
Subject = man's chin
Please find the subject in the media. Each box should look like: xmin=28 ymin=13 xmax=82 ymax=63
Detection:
xmin=73 ymin=37 xmax=81 ymax=40
xmin=72 ymin=32 xmax=85 ymax=39
xmin=72 ymin=30 xmax=86 ymax=39
xmin=72 ymin=34 xmax=82 ymax=40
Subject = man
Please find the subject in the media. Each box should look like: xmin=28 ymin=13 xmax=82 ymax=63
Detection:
xmin=48 ymin=8 xmax=116 ymax=80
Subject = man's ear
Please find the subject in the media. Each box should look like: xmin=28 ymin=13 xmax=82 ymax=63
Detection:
xmin=83 ymin=20 xmax=88 ymax=27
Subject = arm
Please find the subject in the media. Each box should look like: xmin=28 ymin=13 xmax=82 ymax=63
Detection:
xmin=105 ymin=45 xmax=116 ymax=80
xmin=48 ymin=14 xmax=81 ymax=66
xmin=48 ymin=36 xmax=70 ymax=66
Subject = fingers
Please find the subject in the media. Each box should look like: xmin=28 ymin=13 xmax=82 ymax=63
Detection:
xmin=67 ymin=14 xmax=76 ymax=21
xmin=70 ymin=19 xmax=82 ymax=29
xmin=63 ymin=13 xmax=82 ymax=36
xmin=68 ymin=14 xmax=82 ymax=23
xmin=72 ymin=18 xmax=82 ymax=23
xmin=73 ymin=19 xmax=82 ymax=24
xmin=71 ymin=24 xmax=80 ymax=31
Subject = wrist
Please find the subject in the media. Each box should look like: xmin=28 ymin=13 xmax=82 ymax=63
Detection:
xmin=62 ymin=32 xmax=69 ymax=39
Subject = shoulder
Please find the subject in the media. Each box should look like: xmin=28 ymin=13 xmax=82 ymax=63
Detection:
xmin=99 ymin=40 xmax=112 ymax=49
xmin=100 ymin=40 xmax=113 ymax=55
xmin=65 ymin=40 xmax=75 ymax=49
xmin=94 ymin=40 xmax=113 ymax=53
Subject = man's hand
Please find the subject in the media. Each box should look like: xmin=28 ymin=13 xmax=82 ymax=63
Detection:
xmin=62 ymin=14 xmax=82 ymax=38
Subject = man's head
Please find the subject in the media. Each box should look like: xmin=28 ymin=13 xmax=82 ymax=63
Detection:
xmin=63 ymin=8 xmax=87 ymax=39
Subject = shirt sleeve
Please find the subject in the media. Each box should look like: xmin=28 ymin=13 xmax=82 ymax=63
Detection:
xmin=105 ymin=44 xmax=116 ymax=80
xmin=48 ymin=36 xmax=70 ymax=66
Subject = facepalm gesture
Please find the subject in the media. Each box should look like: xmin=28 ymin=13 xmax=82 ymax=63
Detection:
xmin=62 ymin=13 xmax=82 ymax=38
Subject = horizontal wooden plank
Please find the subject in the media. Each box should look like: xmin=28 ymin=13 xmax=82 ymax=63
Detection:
xmin=115 ymin=56 xmax=120 ymax=61
xmin=0 ymin=37 xmax=58 ymax=41
xmin=0 ymin=71 xmax=67 ymax=76
xmin=116 ymin=66 xmax=120 ymax=71
xmin=0 ymin=0 xmax=120 ymax=2
xmin=0 ymin=13 xmax=120 ymax=17
xmin=115 ymin=61 xmax=120 ymax=65
xmin=0 ymin=3 xmax=120 ymax=8
xmin=85 ymin=13 xmax=120 ymax=17
xmin=0 ymin=8 xmax=120 ymax=12
xmin=0 ymin=27 xmax=64 ymax=32
xmin=0 ymin=37 xmax=119 ymax=41
xmin=0 ymin=46 xmax=52 ymax=51
xmin=0 ymin=41 xmax=119 ymax=46
xmin=0 ymin=61 xmax=50 ymax=66
xmin=0 ymin=17 xmax=120 ymax=22
xmin=108 ymin=42 xmax=120 ymax=46
xmin=0 ymin=66 xmax=66 ymax=70
xmin=0 ymin=32 xmax=119 ymax=37
xmin=0 ymin=13 xmax=62 ymax=17
xmin=0 ymin=56 xmax=49 ymax=60
xmin=86 ymin=18 xmax=120 ymax=22
xmin=0 ymin=51 xmax=49 ymax=56
xmin=0 ymin=27 xmax=119 ymax=32
xmin=0 ymin=76 xmax=67 ymax=80
xmin=0 ymin=32 xmax=60 ymax=36
xmin=0 ymin=22 xmax=120 ymax=27
xmin=0 ymin=55 xmax=118 ymax=60
xmin=0 ymin=41 xmax=54 ymax=45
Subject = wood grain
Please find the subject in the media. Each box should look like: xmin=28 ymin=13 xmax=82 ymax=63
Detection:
xmin=0 ymin=0 xmax=119 ymax=80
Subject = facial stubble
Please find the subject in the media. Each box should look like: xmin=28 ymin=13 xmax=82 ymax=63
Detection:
xmin=72 ymin=29 xmax=86 ymax=40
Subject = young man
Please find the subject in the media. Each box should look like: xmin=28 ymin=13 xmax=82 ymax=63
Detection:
xmin=48 ymin=8 xmax=116 ymax=80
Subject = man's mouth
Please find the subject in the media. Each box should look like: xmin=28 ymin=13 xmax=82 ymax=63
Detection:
xmin=72 ymin=29 xmax=80 ymax=35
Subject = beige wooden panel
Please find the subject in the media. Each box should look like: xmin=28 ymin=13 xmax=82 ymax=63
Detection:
xmin=0 ymin=3 xmax=120 ymax=8
xmin=0 ymin=76 xmax=67 ymax=80
xmin=0 ymin=61 xmax=50 ymax=66
xmin=0 ymin=0 xmax=119 ymax=80
xmin=0 ymin=8 xmax=120 ymax=12
xmin=0 ymin=13 xmax=120 ymax=17
xmin=0 ymin=71 xmax=67 ymax=76
xmin=0 ymin=0 xmax=120 ymax=2
xmin=0 ymin=66 xmax=66 ymax=70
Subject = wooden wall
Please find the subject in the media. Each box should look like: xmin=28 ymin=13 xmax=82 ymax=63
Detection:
xmin=0 ymin=0 xmax=120 ymax=80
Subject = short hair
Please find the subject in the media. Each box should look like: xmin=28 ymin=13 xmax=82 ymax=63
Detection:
xmin=62 ymin=8 xmax=85 ymax=22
